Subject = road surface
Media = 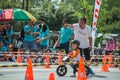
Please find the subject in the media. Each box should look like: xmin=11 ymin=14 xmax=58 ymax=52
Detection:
xmin=0 ymin=62 xmax=120 ymax=80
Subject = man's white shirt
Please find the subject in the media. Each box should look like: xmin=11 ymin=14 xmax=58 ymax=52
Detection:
xmin=73 ymin=23 xmax=92 ymax=48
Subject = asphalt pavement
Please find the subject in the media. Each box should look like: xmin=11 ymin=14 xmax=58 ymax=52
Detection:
xmin=0 ymin=62 xmax=120 ymax=80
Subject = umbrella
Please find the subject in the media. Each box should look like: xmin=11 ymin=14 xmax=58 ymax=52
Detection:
xmin=0 ymin=8 xmax=36 ymax=22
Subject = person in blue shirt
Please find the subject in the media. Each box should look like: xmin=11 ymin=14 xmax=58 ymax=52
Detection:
xmin=34 ymin=25 xmax=41 ymax=50
xmin=23 ymin=19 xmax=37 ymax=51
xmin=57 ymin=19 xmax=74 ymax=54
xmin=6 ymin=23 xmax=14 ymax=46
xmin=1 ymin=25 xmax=8 ymax=47
xmin=37 ymin=19 xmax=50 ymax=53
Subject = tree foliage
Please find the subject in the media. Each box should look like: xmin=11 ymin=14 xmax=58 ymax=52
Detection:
xmin=102 ymin=21 xmax=120 ymax=34
xmin=0 ymin=0 xmax=120 ymax=33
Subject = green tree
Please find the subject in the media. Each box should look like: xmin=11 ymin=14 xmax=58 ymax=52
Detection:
xmin=1 ymin=0 xmax=120 ymax=34
xmin=101 ymin=21 xmax=120 ymax=34
xmin=99 ymin=0 xmax=120 ymax=34
xmin=0 ymin=0 xmax=23 ymax=9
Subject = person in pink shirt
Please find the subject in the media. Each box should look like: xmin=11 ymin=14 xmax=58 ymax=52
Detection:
xmin=105 ymin=38 xmax=115 ymax=55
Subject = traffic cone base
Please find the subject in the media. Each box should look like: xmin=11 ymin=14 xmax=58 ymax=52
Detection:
xmin=78 ymin=71 xmax=87 ymax=80
xmin=44 ymin=64 xmax=51 ymax=68
xmin=108 ymin=64 xmax=114 ymax=67
xmin=101 ymin=64 xmax=109 ymax=72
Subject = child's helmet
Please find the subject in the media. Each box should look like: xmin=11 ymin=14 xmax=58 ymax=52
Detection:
xmin=71 ymin=40 xmax=80 ymax=47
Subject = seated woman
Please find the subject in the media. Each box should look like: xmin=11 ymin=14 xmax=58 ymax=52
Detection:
xmin=105 ymin=38 xmax=115 ymax=55
xmin=5 ymin=44 xmax=16 ymax=61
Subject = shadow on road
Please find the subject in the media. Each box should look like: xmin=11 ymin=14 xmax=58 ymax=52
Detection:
xmin=62 ymin=74 xmax=107 ymax=79
xmin=59 ymin=75 xmax=76 ymax=78
xmin=0 ymin=74 xmax=4 ymax=76
xmin=88 ymin=74 xmax=107 ymax=78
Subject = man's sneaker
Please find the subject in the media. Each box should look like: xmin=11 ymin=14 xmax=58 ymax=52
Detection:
xmin=89 ymin=68 xmax=95 ymax=74
xmin=70 ymin=74 xmax=76 ymax=77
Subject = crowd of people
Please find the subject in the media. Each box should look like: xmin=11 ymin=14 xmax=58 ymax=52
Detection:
xmin=0 ymin=19 xmax=50 ymax=62
xmin=0 ymin=17 xmax=120 ymax=77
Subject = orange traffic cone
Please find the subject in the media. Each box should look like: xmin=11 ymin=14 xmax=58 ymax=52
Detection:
xmin=58 ymin=51 xmax=63 ymax=65
xmin=101 ymin=64 xmax=109 ymax=72
xmin=49 ymin=72 xmax=55 ymax=80
xmin=108 ymin=52 xmax=113 ymax=67
xmin=101 ymin=54 xmax=109 ymax=72
xmin=78 ymin=57 xmax=87 ymax=80
xmin=16 ymin=49 xmax=22 ymax=63
xmin=118 ymin=64 xmax=120 ymax=70
xmin=44 ymin=52 xmax=51 ymax=68
xmin=102 ymin=54 xmax=107 ymax=63
xmin=25 ymin=58 xmax=34 ymax=80
xmin=24 ymin=58 xmax=34 ymax=80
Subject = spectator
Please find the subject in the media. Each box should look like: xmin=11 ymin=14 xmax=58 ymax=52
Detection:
xmin=105 ymin=37 xmax=115 ymax=55
xmin=5 ymin=44 xmax=16 ymax=61
xmin=23 ymin=19 xmax=37 ymax=51
xmin=57 ymin=19 xmax=74 ymax=54
xmin=36 ymin=25 xmax=40 ymax=33
xmin=0 ymin=41 xmax=7 ymax=52
xmin=114 ymin=41 xmax=120 ymax=55
xmin=20 ymin=28 xmax=25 ymax=41
xmin=37 ymin=19 xmax=50 ymax=53
xmin=34 ymin=25 xmax=41 ymax=50
xmin=16 ymin=37 xmax=23 ymax=49
xmin=6 ymin=23 xmax=14 ymax=45
xmin=1 ymin=24 xmax=8 ymax=46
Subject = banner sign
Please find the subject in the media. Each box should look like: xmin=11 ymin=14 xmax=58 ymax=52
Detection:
xmin=92 ymin=0 xmax=102 ymax=53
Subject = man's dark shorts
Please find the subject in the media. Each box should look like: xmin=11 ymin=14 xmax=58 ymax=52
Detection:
xmin=79 ymin=48 xmax=90 ymax=60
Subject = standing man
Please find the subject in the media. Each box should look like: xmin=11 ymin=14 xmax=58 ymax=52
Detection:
xmin=55 ymin=19 xmax=74 ymax=54
xmin=23 ymin=19 xmax=37 ymax=51
xmin=67 ymin=17 xmax=95 ymax=74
